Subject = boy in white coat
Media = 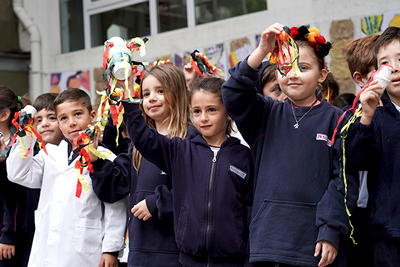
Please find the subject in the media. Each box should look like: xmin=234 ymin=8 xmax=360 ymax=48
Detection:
xmin=5 ymin=88 xmax=128 ymax=267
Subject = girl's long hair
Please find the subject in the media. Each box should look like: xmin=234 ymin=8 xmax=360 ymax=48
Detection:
xmin=133 ymin=64 xmax=190 ymax=172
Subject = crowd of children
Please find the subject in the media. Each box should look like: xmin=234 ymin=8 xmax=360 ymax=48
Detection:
xmin=0 ymin=23 xmax=399 ymax=267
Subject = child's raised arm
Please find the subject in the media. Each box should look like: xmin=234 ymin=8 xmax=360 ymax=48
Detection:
xmin=247 ymin=23 xmax=284 ymax=69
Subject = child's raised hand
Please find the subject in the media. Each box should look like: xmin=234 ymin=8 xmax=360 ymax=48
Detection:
xmin=314 ymin=240 xmax=337 ymax=267
xmin=85 ymin=125 xmax=100 ymax=162
xmin=184 ymin=62 xmax=199 ymax=91
xmin=248 ymin=22 xmax=284 ymax=69
xmin=131 ymin=199 xmax=152 ymax=221
xmin=359 ymin=80 xmax=384 ymax=125
xmin=99 ymin=253 xmax=118 ymax=267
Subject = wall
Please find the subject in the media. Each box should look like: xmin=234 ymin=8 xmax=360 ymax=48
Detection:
xmin=18 ymin=0 xmax=400 ymax=100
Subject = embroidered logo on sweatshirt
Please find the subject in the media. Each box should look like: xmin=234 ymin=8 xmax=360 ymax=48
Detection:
xmin=316 ymin=133 xmax=332 ymax=147
xmin=229 ymin=164 xmax=247 ymax=179
xmin=160 ymin=170 xmax=167 ymax=175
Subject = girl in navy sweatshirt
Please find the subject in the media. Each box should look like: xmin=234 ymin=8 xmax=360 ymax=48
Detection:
xmin=90 ymin=64 xmax=198 ymax=266
xmin=119 ymin=77 xmax=254 ymax=267
xmin=221 ymin=23 xmax=358 ymax=267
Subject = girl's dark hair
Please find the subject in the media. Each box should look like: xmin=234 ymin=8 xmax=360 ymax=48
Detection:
xmin=0 ymin=85 xmax=31 ymax=127
xmin=53 ymin=88 xmax=92 ymax=114
xmin=33 ymin=93 xmax=59 ymax=111
xmin=189 ymin=77 xmax=233 ymax=136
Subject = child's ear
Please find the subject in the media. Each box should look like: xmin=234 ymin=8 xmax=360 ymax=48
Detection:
xmin=318 ymin=69 xmax=328 ymax=84
xmin=353 ymin=71 xmax=369 ymax=88
xmin=90 ymin=110 xmax=97 ymax=124
xmin=0 ymin=109 xmax=11 ymax=122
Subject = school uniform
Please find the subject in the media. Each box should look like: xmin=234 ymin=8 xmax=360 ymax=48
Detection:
xmin=91 ymin=125 xmax=199 ymax=267
xmin=221 ymin=60 xmax=358 ymax=267
xmin=0 ymin=149 xmax=40 ymax=267
xmin=345 ymin=92 xmax=400 ymax=265
xmin=121 ymin=102 xmax=254 ymax=267
xmin=6 ymin=136 xmax=128 ymax=267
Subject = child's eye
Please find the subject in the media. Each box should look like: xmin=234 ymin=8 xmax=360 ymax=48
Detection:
xmin=209 ymin=108 xmax=216 ymax=112
xmin=143 ymin=92 xmax=150 ymax=97
xmin=37 ymin=119 xmax=42 ymax=124
xmin=75 ymin=112 xmax=82 ymax=117
xmin=192 ymin=109 xmax=201 ymax=114
xmin=59 ymin=117 xmax=66 ymax=121
xmin=273 ymin=87 xmax=281 ymax=92
xmin=50 ymin=116 xmax=57 ymax=121
xmin=279 ymin=65 xmax=291 ymax=72
xmin=158 ymin=89 xmax=163 ymax=94
xmin=300 ymin=65 xmax=308 ymax=71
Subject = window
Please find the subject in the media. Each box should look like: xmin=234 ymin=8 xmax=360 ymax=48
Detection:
xmin=195 ymin=0 xmax=267 ymax=25
xmin=157 ymin=0 xmax=188 ymax=33
xmin=59 ymin=0 xmax=85 ymax=53
xmin=90 ymin=2 xmax=150 ymax=47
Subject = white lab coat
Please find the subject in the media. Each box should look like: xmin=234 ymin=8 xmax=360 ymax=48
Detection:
xmin=7 ymin=136 xmax=128 ymax=267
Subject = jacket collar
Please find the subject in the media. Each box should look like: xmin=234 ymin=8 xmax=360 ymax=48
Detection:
xmin=190 ymin=134 xmax=241 ymax=149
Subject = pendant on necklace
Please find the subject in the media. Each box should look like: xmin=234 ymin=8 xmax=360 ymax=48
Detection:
xmin=294 ymin=123 xmax=299 ymax=129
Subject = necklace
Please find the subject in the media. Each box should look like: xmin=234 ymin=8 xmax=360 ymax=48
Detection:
xmin=291 ymin=100 xmax=318 ymax=129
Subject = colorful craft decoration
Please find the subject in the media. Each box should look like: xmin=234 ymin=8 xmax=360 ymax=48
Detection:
xmin=0 ymin=105 xmax=47 ymax=158
xmin=268 ymin=26 xmax=302 ymax=77
xmin=98 ymin=36 xmax=148 ymax=145
xmin=190 ymin=50 xmax=224 ymax=78
xmin=72 ymin=126 xmax=111 ymax=198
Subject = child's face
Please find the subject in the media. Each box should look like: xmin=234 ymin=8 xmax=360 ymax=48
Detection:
xmin=191 ymin=90 xmax=230 ymax=147
xmin=141 ymin=75 xmax=170 ymax=125
xmin=56 ymin=101 xmax=96 ymax=145
xmin=262 ymin=79 xmax=286 ymax=101
xmin=277 ymin=45 xmax=327 ymax=106
xmin=376 ymin=40 xmax=400 ymax=100
xmin=36 ymin=109 xmax=64 ymax=145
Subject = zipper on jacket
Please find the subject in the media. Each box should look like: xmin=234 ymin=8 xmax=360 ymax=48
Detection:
xmin=206 ymin=150 xmax=218 ymax=267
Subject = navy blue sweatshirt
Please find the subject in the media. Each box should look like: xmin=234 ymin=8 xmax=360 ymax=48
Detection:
xmin=122 ymin=102 xmax=254 ymax=267
xmin=0 ymin=148 xmax=40 ymax=267
xmin=91 ymin=124 xmax=199 ymax=267
xmin=345 ymin=92 xmax=400 ymax=239
xmin=221 ymin=60 xmax=358 ymax=267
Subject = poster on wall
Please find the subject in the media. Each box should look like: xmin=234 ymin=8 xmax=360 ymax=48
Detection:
xmin=361 ymin=10 xmax=400 ymax=36
xmin=202 ymin=43 xmax=228 ymax=78
xmin=50 ymin=70 xmax=90 ymax=95
xmin=229 ymin=37 xmax=253 ymax=68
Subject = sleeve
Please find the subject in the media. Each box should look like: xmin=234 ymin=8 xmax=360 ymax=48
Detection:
xmin=102 ymin=197 xmax=129 ymax=255
xmin=102 ymin=114 xmax=130 ymax=155
xmin=315 ymin=122 xmax=359 ymax=251
xmin=344 ymin=118 xmax=377 ymax=171
xmin=145 ymin=184 xmax=174 ymax=222
xmin=121 ymin=102 xmax=178 ymax=176
xmin=90 ymin=152 xmax=133 ymax=203
xmin=6 ymin=135 xmax=44 ymax=189
xmin=221 ymin=59 xmax=274 ymax=146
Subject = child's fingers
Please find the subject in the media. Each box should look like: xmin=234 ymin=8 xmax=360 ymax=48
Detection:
xmin=314 ymin=242 xmax=322 ymax=257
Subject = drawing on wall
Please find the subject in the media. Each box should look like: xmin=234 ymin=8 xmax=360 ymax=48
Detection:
xmin=50 ymin=70 xmax=90 ymax=94
xmin=362 ymin=10 xmax=400 ymax=36
xmin=229 ymin=38 xmax=252 ymax=67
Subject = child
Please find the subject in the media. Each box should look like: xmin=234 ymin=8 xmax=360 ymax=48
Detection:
xmin=6 ymin=88 xmax=128 ymax=267
xmin=344 ymin=26 xmax=400 ymax=266
xmin=256 ymin=62 xmax=287 ymax=101
xmin=221 ymin=23 xmax=358 ymax=267
xmin=33 ymin=93 xmax=64 ymax=146
xmin=116 ymin=77 xmax=253 ymax=267
xmin=0 ymin=86 xmax=34 ymax=267
xmin=90 ymin=64 xmax=198 ymax=266
xmin=341 ymin=34 xmax=379 ymax=267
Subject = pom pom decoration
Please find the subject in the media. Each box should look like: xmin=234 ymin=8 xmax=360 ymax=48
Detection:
xmin=98 ymin=36 xmax=148 ymax=146
xmin=290 ymin=26 xmax=332 ymax=59
xmin=268 ymin=26 xmax=302 ymax=77
xmin=190 ymin=50 xmax=224 ymax=78
xmin=0 ymin=105 xmax=47 ymax=158
xmin=71 ymin=126 xmax=111 ymax=198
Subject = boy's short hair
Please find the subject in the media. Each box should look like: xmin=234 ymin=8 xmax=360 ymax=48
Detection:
xmin=33 ymin=93 xmax=59 ymax=111
xmin=373 ymin=26 xmax=400 ymax=69
xmin=341 ymin=35 xmax=379 ymax=77
xmin=53 ymin=88 xmax=92 ymax=114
